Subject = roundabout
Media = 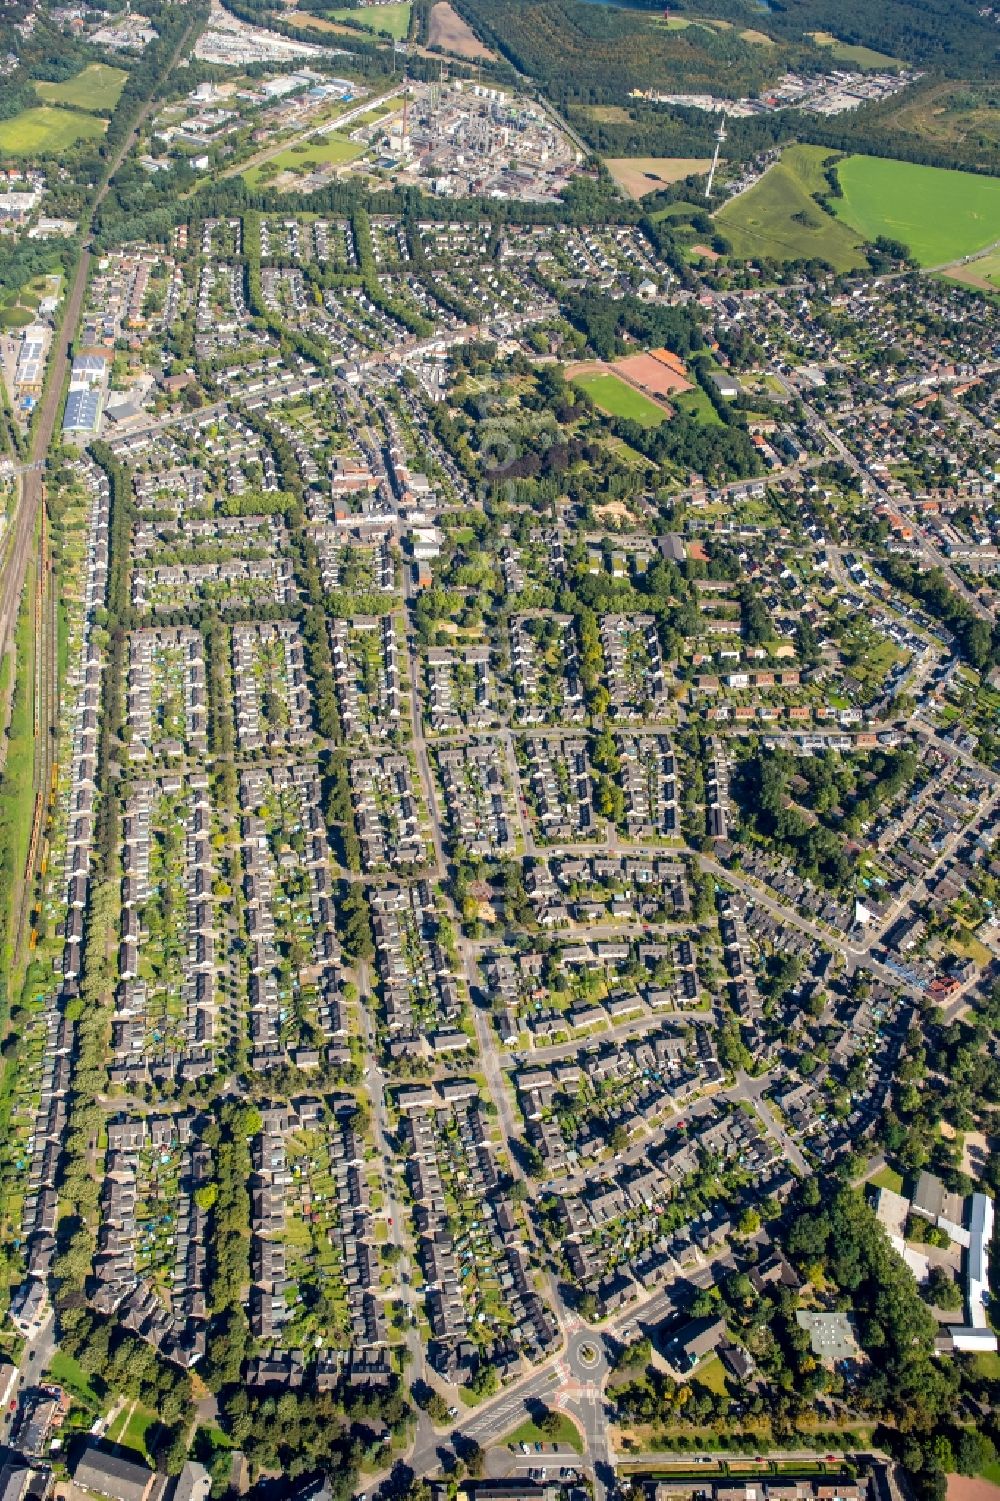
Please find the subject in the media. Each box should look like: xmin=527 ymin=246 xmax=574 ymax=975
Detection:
xmin=566 ymin=1328 xmax=609 ymax=1383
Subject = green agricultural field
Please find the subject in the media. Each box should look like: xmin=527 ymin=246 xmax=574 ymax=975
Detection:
xmin=328 ymin=1 xmax=410 ymax=37
xmin=716 ymin=145 xmax=866 ymax=272
xmin=0 ymin=105 xmax=107 ymax=155
xmin=35 ymin=62 xmax=127 ymax=112
xmin=573 ymin=371 xmax=669 ymax=427
xmin=243 ymin=133 xmax=364 ymax=187
xmin=834 ymin=155 xmax=1000 ymax=267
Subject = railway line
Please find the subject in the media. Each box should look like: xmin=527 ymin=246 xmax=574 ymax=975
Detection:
xmin=0 ymin=10 xmax=200 ymax=977
xmin=13 ymin=501 xmax=57 ymax=970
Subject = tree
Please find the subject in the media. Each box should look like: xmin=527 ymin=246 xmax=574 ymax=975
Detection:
xmin=956 ymin=1430 xmax=997 ymax=1476
xmin=426 ymin=1392 xmax=450 ymax=1424
xmin=470 ymin=1363 xmax=498 ymax=1398
xmin=539 ymin=1408 xmax=562 ymax=1437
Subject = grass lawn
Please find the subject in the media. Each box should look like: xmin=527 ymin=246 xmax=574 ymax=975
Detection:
xmin=46 ymin=1350 xmax=102 ymax=1408
xmin=328 ymin=2 xmax=410 ymax=37
xmin=869 ymin=1164 xmax=904 ymax=1193
xmin=573 ymin=371 xmax=668 ymax=427
xmin=105 ymin=1402 xmax=159 ymax=1459
xmin=693 ymin=1354 xmax=729 ymax=1396
xmin=972 ymin=1352 xmax=1000 ymax=1382
xmin=0 ymin=304 xmax=35 ymax=330
xmin=36 ymin=62 xmax=127 ymax=112
xmin=834 ymin=155 xmax=1000 ymax=266
xmin=501 ymin=1413 xmax=584 ymax=1454
xmin=122 ymin=1405 xmax=160 ymax=1460
xmin=979 ymin=1461 xmax=1000 ymax=1486
xmin=716 ymin=144 xmax=866 ymax=273
xmin=675 ymin=386 xmax=724 ymax=426
xmin=244 ymin=133 xmax=363 ymax=187
xmin=0 ymin=105 xmax=107 ymax=155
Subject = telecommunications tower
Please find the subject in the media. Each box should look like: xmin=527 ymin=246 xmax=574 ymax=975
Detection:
xmin=705 ymin=110 xmax=726 ymax=198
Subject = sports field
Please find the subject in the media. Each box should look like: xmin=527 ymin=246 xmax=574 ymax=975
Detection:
xmin=833 ymin=156 xmax=1000 ymax=266
xmin=572 ymin=369 xmax=669 ymax=427
xmin=328 ymin=2 xmax=410 ymax=37
xmin=615 ymin=351 xmax=692 ymax=397
xmin=0 ymin=106 xmax=107 ymax=155
xmin=243 ymin=133 xmax=364 ymax=188
xmin=716 ymin=144 xmax=866 ymax=272
xmin=35 ymin=62 xmax=127 ymax=111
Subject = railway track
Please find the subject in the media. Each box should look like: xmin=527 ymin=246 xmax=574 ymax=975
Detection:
xmin=0 ymin=13 xmax=200 ymax=979
xmin=13 ymin=501 xmax=57 ymax=969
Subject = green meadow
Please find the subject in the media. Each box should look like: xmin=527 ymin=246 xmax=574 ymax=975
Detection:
xmin=327 ymin=1 xmax=411 ymax=37
xmin=36 ymin=62 xmax=127 ymax=112
xmin=715 ymin=144 xmax=866 ymax=272
xmin=0 ymin=105 xmax=107 ymax=155
xmin=834 ymin=155 xmax=1000 ymax=266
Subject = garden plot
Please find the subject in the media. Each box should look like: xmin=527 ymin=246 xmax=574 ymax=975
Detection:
xmin=311 ymin=530 xmax=396 ymax=597
xmin=600 ymin=615 xmax=670 ymax=720
xmin=509 ymin=614 xmax=585 ymax=726
xmin=424 ymin=647 xmax=498 ymax=734
xmin=418 ymin=264 xmax=550 ymax=327
xmin=133 ymin=512 xmax=286 ymax=565
xmin=195 ymin=262 xmax=258 ymax=358
xmin=349 ymin=754 xmax=429 ymax=872
xmin=126 ymin=628 xmax=208 ymax=764
xmin=232 ymin=621 xmax=314 ymax=752
xmin=240 ymin=765 xmax=340 ymax=1069
xmin=112 ymin=773 xmax=222 ymax=1079
xmin=382 ymin=272 xmax=461 ymax=330
xmin=370 ymin=884 xmax=468 ymax=1062
xmin=93 ymin=1113 xmax=212 ymax=1369
xmin=321 ymin=287 xmax=411 ymax=358
xmin=518 ymin=735 xmax=597 ymax=844
xmin=399 ymin=1089 xmax=558 ymax=1381
xmin=549 ymin=1104 xmax=777 ymax=1305
xmin=251 ymin=1100 xmax=387 ymax=1353
xmin=330 ymin=616 xmax=405 ymax=745
xmin=536 ymin=852 xmax=690 ymax=927
xmin=413 ymin=220 xmax=493 ymax=265
xmin=201 ymin=217 xmax=243 ymax=258
xmin=311 ymin=218 xmax=357 ymax=269
xmin=617 ymin=734 xmax=681 ymax=840
xmin=2 ymin=999 xmax=66 ymax=1263
xmin=485 ymin=927 xmax=701 ymax=1052
xmin=128 ymin=415 xmax=283 ymax=521
xmin=515 ymin=1021 xmax=713 ymax=1177
xmin=132 ymin=556 xmax=296 ymax=615
xmin=370 ymin=217 xmax=410 ymax=267
xmin=435 ymin=741 xmax=518 ymax=857
xmin=262 ymin=266 xmax=308 ymax=321
xmin=259 ymin=217 xmax=313 ymax=263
